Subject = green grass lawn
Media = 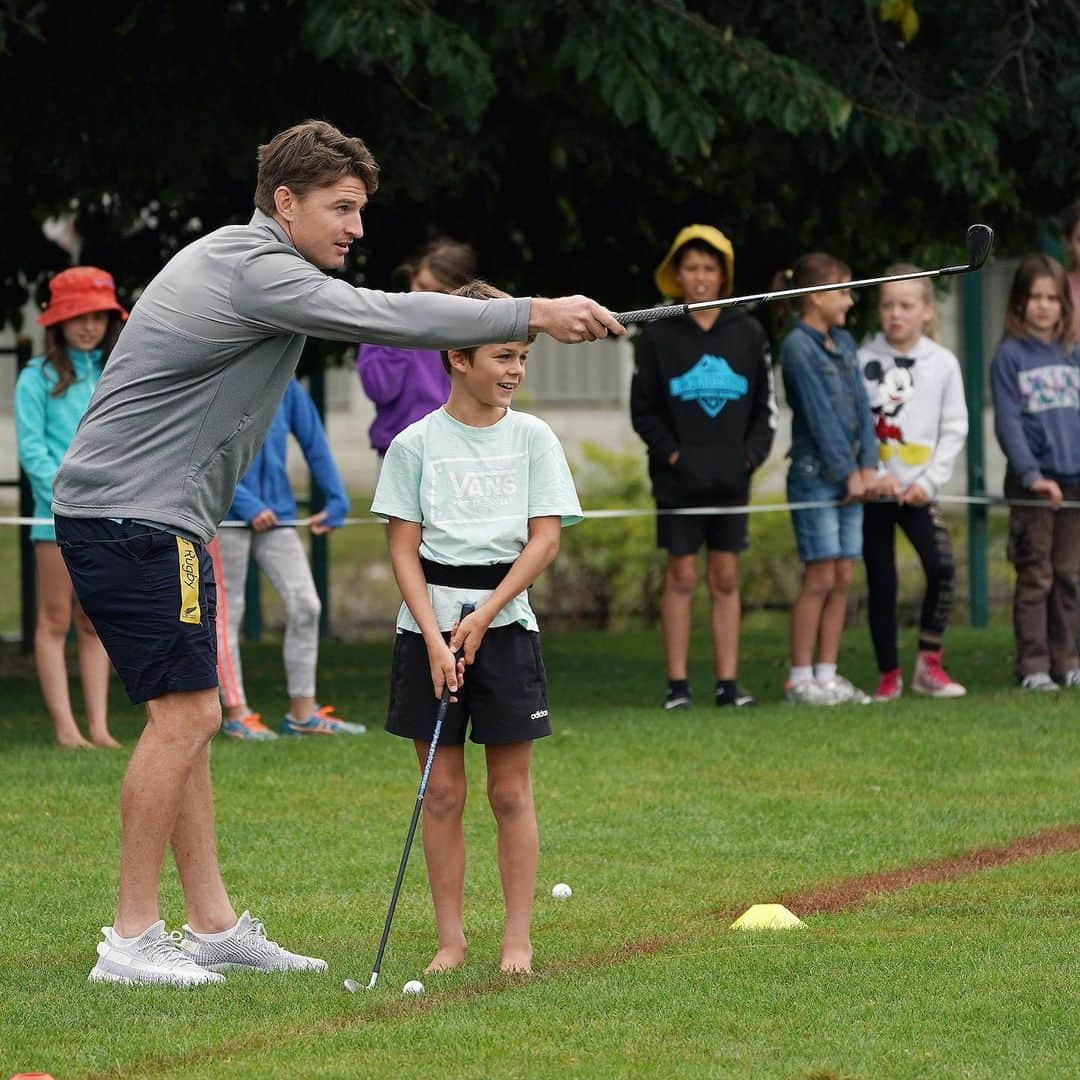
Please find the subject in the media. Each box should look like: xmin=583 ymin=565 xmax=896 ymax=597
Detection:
xmin=1 ymin=622 xmax=1077 ymax=1078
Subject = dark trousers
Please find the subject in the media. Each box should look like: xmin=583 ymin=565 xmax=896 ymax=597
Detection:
xmin=863 ymin=500 xmax=955 ymax=673
xmin=1005 ymin=474 xmax=1080 ymax=678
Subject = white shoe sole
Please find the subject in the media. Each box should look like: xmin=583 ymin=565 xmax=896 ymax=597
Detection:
xmin=200 ymin=960 xmax=328 ymax=973
xmin=913 ymin=684 xmax=967 ymax=698
xmin=88 ymin=964 xmax=224 ymax=987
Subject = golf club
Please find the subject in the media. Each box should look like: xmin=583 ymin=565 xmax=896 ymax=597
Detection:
xmin=348 ymin=601 xmax=476 ymax=994
xmin=614 ymin=223 xmax=994 ymax=325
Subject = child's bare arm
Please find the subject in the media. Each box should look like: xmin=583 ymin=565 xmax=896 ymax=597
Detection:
xmin=451 ymin=515 xmax=561 ymax=662
xmin=386 ymin=517 xmax=464 ymax=698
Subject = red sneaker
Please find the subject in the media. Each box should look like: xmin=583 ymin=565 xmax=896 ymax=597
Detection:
xmin=873 ymin=668 xmax=903 ymax=702
xmin=912 ymin=650 xmax=966 ymax=698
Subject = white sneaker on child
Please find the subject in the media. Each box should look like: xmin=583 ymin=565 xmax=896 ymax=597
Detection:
xmin=180 ymin=911 xmax=328 ymax=973
xmin=1020 ymin=672 xmax=1059 ymax=692
xmin=818 ymin=675 xmax=871 ymax=704
xmin=785 ymin=679 xmax=832 ymax=705
xmin=88 ymin=921 xmax=225 ymax=987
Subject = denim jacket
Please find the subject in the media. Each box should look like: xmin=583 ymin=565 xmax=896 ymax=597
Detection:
xmin=780 ymin=320 xmax=877 ymax=484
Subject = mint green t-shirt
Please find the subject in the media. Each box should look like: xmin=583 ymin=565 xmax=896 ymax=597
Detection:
xmin=371 ymin=407 xmax=583 ymax=633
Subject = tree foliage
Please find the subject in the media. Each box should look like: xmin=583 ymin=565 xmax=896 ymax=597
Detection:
xmin=1 ymin=0 xmax=1077 ymax=331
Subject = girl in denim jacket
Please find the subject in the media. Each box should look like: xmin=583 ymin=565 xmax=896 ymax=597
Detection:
xmin=779 ymin=253 xmax=877 ymax=705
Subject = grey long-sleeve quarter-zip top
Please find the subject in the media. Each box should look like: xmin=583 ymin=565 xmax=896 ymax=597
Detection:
xmin=53 ymin=209 xmax=530 ymax=542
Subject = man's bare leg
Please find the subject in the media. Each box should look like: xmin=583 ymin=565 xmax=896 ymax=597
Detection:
xmin=172 ymin=738 xmax=238 ymax=933
xmin=415 ymin=742 xmax=468 ymax=973
xmin=113 ymin=687 xmax=224 ymax=937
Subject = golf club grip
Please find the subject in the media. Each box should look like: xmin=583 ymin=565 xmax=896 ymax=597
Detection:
xmin=615 ymin=304 xmax=688 ymax=325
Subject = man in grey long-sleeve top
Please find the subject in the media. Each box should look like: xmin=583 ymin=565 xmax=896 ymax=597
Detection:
xmin=52 ymin=119 xmax=624 ymax=987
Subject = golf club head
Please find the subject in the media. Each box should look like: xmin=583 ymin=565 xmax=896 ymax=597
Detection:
xmin=966 ymin=224 xmax=994 ymax=270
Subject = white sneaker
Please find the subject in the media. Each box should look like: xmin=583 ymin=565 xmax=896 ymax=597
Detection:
xmin=1060 ymin=668 xmax=1080 ymax=689
xmin=819 ymin=675 xmax=871 ymax=704
xmin=180 ymin=911 xmax=328 ymax=973
xmin=1020 ymin=672 xmax=1060 ymax=692
xmin=785 ymin=679 xmax=832 ymax=705
xmin=88 ymin=921 xmax=225 ymax=987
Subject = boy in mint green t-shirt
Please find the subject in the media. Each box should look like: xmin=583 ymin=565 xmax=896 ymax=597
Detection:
xmin=371 ymin=281 xmax=581 ymax=976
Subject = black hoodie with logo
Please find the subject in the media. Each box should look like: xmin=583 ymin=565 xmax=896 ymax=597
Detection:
xmin=630 ymin=309 xmax=776 ymax=507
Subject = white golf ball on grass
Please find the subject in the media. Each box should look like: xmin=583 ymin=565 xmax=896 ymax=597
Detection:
xmin=402 ymin=979 xmax=424 ymax=995
xmin=551 ymin=882 xmax=572 ymax=899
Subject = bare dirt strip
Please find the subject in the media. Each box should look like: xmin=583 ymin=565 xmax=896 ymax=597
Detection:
xmin=85 ymin=823 xmax=1080 ymax=1080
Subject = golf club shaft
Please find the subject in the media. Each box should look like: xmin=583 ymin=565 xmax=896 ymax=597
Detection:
xmin=615 ymin=223 xmax=992 ymax=326
xmin=367 ymin=601 xmax=476 ymax=987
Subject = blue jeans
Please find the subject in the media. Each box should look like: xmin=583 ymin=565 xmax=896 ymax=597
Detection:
xmin=787 ymin=457 xmax=863 ymax=562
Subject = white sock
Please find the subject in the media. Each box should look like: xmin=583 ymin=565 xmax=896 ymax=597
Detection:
xmin=108 ymin=928 xmax=144 ymax=946
xmin=788 ymin=666 xmax=814 ymax=685
xmin=189 ymin=920 xmax=240 ymax=941
xmin=815 ymin=663 xmax=837 ymax=682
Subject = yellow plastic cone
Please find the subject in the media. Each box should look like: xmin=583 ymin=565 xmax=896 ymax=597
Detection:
xmin=729 ymin=903 xmax=806 ymax=930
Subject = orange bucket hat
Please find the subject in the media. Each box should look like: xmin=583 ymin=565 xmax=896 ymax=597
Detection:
xmin=38 ymin=266 xmax=128 ymax=327
xmin=654 ymin=225 xmax=735 ymax=300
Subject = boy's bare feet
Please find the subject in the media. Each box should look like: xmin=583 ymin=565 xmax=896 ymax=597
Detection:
xmin=89 ymin=731 xmax=123 ymax=749
xmin=499 ymin=941 xmax=533 ymax=974
xmin=55 ymin=729 xmax=93 ymax=749
xmin=424 ymin=939 xmax=467 ymax=973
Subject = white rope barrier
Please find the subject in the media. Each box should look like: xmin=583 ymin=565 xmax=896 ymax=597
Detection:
xmin=2 ymin=492 xmax=1079 ymax=529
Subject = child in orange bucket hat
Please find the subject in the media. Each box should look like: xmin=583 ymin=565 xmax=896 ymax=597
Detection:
xmin=14 ymin=266 xmax=127 ymax=748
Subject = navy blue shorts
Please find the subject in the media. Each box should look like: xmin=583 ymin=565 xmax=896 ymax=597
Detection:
xmin=55 ymin=516 xmax=218 ymax=705
xmin=386 ymin=624 xmax=551 ymax=746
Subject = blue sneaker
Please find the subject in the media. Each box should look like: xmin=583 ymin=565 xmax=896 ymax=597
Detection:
xmin=280 ymin=704 xmax=366 ymax=736
xmin=220 ymin=712 xmax=278 ymax=741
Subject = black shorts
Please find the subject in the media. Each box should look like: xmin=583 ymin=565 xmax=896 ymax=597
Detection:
xmin=386 ymin=624 xmax=551 ymax=746
xmin=657 ymin=506 xmax=748 ymax=555
xmin=55 ymin=516 xmax=218 ymax=705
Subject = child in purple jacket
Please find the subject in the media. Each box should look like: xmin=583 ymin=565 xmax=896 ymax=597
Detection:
xmin=357 ymin=239 xmax=476 ymax=461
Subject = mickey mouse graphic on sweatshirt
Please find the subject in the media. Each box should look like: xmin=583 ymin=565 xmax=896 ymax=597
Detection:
xmin=858 ymin=332 xmax=968 ymax=499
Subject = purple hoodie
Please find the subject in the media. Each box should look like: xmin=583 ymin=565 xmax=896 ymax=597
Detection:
xmin=356 ymin=344 xmax=451 ymax=454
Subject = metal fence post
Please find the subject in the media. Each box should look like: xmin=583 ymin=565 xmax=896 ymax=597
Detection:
xmin=16 ymin=339 xmax=35 ymax=654
xmin=242 ymin=556 xmax=262 ymax=643
xmin=963 ymin=271 xmax=988 ymax=627
xmin=307 ymin=360 xmax=329 ymax=639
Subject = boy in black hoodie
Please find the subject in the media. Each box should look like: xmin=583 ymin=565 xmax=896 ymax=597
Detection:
xmin=630 ymin=225 xmax=776 ymax=709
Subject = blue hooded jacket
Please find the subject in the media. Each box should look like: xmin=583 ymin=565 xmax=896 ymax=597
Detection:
xmin=15 ymin=349 xmax=104 ymax=542
xmin=225 ymin=379 xmax=349 ymax=526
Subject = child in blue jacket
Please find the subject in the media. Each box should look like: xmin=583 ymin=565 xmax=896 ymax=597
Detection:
xmin=15 ymin=267 xmax=126 ymax=748
xmin=217 ymin=378 xmax=364 ymax=737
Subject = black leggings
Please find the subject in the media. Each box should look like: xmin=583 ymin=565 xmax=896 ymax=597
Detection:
xmin=862 ymin=501 xmax=956 ymax=672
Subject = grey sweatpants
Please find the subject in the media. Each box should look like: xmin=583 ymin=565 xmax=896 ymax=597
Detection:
xmin=216 ymin=526 xmax=322 ymax=706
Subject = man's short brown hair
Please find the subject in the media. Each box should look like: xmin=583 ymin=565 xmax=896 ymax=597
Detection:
xmin=254 ymin=120 xmax=379 ymax=214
